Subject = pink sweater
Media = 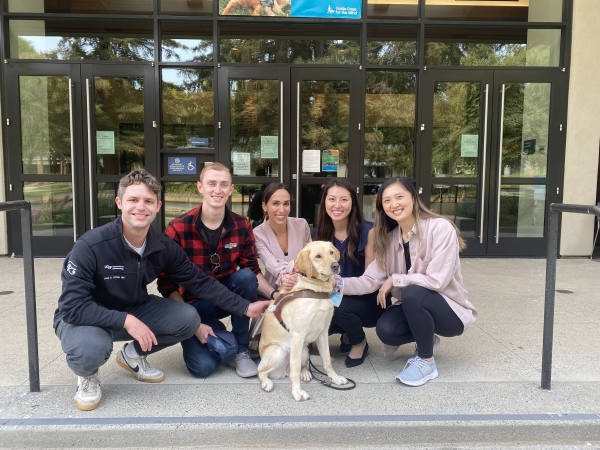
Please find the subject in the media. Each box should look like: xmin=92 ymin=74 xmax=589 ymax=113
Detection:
xmin=254 ymin=217 xmax=311 ymax=288
xmin=343 ymin=217 xmax=477 ymax=330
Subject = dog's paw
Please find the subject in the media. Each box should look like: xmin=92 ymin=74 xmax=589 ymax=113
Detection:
xmin=329 ymin=375 xmax=349 ymax=386
xmin=292 ymin=389 xmax=311 ymax=401
xmin=300 ymin=368 xmax=312 ymax=382
xmin=261 ymin=379 xmax=274 ymax=392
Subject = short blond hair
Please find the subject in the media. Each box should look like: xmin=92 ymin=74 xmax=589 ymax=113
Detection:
xmin=199 ymin=162 xmax=232 ymax=183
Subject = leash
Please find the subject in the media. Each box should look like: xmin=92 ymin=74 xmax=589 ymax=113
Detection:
xmin=250 ymin=292 xmax=296 ymax=341
xmin=308 ymin=357 xmax=356 ymax=391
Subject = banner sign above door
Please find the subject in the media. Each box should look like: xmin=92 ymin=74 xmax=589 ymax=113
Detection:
xmin=219 ymin=0 xmax=361 ymax=19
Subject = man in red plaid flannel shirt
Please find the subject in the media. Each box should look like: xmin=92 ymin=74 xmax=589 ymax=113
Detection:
xmin=158 ymin=163 xmax=276 ymax=378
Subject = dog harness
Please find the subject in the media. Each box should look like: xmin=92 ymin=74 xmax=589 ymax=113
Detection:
xmin=269 ymin=289 xmax=331 ymax=329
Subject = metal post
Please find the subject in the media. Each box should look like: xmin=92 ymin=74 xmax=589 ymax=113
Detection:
xmin=20 ymin=205 xmax=40 ymax=392
xmin=541 ymin=204 xmax=559 ymax=390
xmin=0 ymin=200 xmax=40 ymax=392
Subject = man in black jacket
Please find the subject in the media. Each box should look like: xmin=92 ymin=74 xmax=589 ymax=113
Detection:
xmin=54 ymin=170 xmax=270 ymax=411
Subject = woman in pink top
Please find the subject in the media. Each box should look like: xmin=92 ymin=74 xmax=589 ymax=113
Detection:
xmin=343 ymin=177 xmax=477 ymax=387
xmin=253 ymin=183 xmax=311 ymax=294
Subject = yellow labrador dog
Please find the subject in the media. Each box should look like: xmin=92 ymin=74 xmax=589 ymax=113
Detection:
xmin=257 ymin=241 xmax=349 ymax=401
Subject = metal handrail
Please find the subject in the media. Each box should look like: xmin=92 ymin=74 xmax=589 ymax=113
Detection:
xmin=542 ymin=203 xmax=600 ymax=390
xmin=0 ymin=200 xmax=40 ymax=392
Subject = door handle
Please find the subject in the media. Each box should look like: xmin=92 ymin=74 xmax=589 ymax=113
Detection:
xmin=280 ymin=81 xmax=283 ymax=183
xmin=68 ymin=78 xmax=77 ymax=242
xmin=480 ymin=84 xmax=489 ymax=244
xmin=86 ymin=78 xmax=94 ymax=229
xmin=296 ymin=81 xmax=300 ymax=217
xmin=495 ymin=84 xmax=506 ymax=244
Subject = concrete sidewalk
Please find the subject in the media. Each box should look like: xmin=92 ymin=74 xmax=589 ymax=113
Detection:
xmin=0 ymin=256 xmax=599 ymax=448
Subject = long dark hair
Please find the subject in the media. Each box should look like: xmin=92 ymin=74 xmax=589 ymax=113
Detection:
xmin=262 ymin=182 xmax=293 ymax=219
xmin=315 ymin=178 xmax=363 ymax=265
xmin=373 ymin=177 xmax=466 ymax=270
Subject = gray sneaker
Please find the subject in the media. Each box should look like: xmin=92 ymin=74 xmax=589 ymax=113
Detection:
xmin=396 ymin=356 xmax=439 ymax=386
xmin=74 ymin=370 xmax=101 ymax=411
xmin=406 ymin=335 xmax=441 ymax=367
xmin=228 ymin=350 xmax=258 ymax=377
xmin=116 ymin=344 xmax=165 ymax=383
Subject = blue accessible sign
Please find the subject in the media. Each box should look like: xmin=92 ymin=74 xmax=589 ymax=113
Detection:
xmin=168 ymin=157 xmax=197 ymax=175
xmin=291 ymin=0 xmax=361 ymax=19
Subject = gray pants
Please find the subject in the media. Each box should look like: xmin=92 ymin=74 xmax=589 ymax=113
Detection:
xmin=55 ymin=295 xmax=200 ymax=377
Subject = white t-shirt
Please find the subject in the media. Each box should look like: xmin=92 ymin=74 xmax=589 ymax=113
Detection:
xmin=124 ymin=235 xmax=147 ymax=257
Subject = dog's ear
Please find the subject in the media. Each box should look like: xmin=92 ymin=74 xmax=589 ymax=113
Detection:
xmin=295 ymin=248 xmax=312 ymax=279
xmin=330 ymin=243 xmax=340 ymax=262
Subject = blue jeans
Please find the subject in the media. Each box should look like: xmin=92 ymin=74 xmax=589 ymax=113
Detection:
xmin=181 ymin=268 xmax=258 ymax=378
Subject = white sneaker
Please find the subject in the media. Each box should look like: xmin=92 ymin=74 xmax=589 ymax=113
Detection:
xmin=116 ymin=344 xmax=165 ymax=383
xmin=74 ymin=371 xmax=102 ymax=411
xmin=228 ymin=350 xmax=258 ymax=377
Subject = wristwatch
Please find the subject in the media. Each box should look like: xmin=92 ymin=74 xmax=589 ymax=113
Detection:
xmin=270 ymin=289 xmax=279 ymax=300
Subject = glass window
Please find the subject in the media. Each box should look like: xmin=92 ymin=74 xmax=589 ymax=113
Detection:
xmin=501 ymin=83 xmax=551 ymax=178
xmin=8 ymin=0 xmax=153 ymax=14
xmin=432 ymin=81 xmax=481 ymax=178
xmin=499 ymin=185 xmax=546 ymax=238
xmin=367 ymin=0 xmax=418 ymax=20
xmin=20 ymin=76 xmax=71 ymax=175
xmin=163 ymin=182 xmax=202 ymax=228
xmin=161 ymin=22 xmax=213 ymax=62
xmin=161 ymin=0 xmax=213 ymax=16
xmin=424 ymin=28 xmax=561 ymax=67
xmin=301 ymin=184 xmax=325 ymax=228
xmin=430 ymin=185 xmax=477 ymax=238
xmin=301 ymin=81 xmax=350 ymax=178
xmin=362 ymin=184 xmax=381 ymax=223
xmin=230 ymin=80 xmax=280 ymax=178
xmin=97 ymin=182 xmax=119 ymax=227
xmin=230 ymin=184 xmax=264 ymax=226
xmin=367 ymin=26 xmax=418 ymax=66
xmin=220 ymin=24 xmax=360 ymax=64
xmin=365 ymin=72 xmax=416 ymax=179
xmin=24 ymin=182 xmax=74 ymax=237
xmin=94 ymin=77 xmax=145 ymax=175
xmin=425 ymin=0 xmax=563 ymax=23
xmin=10 ymin=20 xmax=154 ymax=61
xmin=162 ymin=69 xmax=214 ymax=149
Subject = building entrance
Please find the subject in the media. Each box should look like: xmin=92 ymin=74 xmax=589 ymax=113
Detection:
xmin=4 ymin=63 xmax=156 ymax=256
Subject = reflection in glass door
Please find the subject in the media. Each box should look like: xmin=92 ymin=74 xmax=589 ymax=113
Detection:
xmin=82 ymin=65 xmax=156 ymax=229
xmin=5 ymin=63 xmax=83 ymax=256
xmin=291 ymin=68 xmax=361 ymax=226
xmin=421 ymin=70 xmax=493 ymax=256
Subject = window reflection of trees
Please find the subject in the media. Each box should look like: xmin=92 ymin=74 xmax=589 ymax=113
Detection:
xmin=364 ymin=72 xmax=416 ymax=178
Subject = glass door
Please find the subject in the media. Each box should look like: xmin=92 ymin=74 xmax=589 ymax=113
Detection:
xmin=291 ymin=68 xmax=362 ymax=226
xmin=218 ymin=66 xmax=288 ymax=225
xmin=421 ymin=69 xmax=563 ymax=257
xmin=4 ymin=63 xmax=84 ymax=257
xmin=81 ymin=64 xmax=157 ymax=230
xmin=421 ymin=70 xmax=494 ymax=256
xmin=486 ymin=70 xmax=563 ymax=256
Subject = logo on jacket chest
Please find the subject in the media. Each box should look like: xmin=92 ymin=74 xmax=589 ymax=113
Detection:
xmin=224 ymin=243 xmax=237 ymax=249
xmin=105 ymin=265 xmax=125 ymax=270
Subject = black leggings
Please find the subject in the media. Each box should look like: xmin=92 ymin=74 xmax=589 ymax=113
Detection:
xmin=376 ymin=285 xmax=464 ymax=359
xmin=329 ymin=291 xmax=391 ymax=345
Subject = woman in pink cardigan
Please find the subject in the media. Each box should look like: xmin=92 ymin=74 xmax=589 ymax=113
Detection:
xmin=253 ymin=183 xmax=310 ymax=295
xmin=343 ymin=177 xmax=477 ymax=387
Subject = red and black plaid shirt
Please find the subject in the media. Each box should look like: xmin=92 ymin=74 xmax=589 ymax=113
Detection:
xmin=157 ymin=205 xmax=261 ymax=303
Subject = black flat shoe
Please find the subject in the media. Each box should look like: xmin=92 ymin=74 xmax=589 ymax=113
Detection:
xmin=340 ymin=336 xmax=351 ymax=353
xmin=345 ymin=342 xmax=368 ymax=368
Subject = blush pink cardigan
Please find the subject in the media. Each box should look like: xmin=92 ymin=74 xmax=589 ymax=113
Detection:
xmin=343 ymin=217 xmax=477 ymax=330
xmin=254 ymin=217 xmax=311 ymax=288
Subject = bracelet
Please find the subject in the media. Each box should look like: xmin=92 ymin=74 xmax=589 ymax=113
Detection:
xmin=270 ymin=289 xmax=279 ymax=300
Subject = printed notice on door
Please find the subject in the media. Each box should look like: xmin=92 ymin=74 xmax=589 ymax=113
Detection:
xmin=232 ymin=153 xmax=251 ymax=176
xmin=460 ymin=135 xmax=478 ymax=158
xmin=261 ymin=136 xmax=279 ymax=159
xmin=97 ymin=131 xmax=115 ymax=155
xmin=302 ymin=150 xmax=321 ymax=173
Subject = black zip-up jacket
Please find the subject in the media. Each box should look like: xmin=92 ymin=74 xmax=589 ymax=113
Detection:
xmin=53 ymin=217 xmax=250 ymax=331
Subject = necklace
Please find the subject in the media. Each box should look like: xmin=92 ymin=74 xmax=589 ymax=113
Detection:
xmin=336 ymin=236 xmax=347 ymax=243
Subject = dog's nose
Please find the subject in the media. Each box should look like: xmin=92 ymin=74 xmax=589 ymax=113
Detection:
xmin=331 ymin=262 xmax=340 ymax=274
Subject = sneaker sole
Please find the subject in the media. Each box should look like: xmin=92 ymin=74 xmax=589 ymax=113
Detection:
xmin=75 ymin=399 xmax=101 ymax=411
xmin=397 ymin=369 xmax=439 ymax=387
xmin=116 ymin=357 xmax=165 ymax=383
xmin=236 ymin=369 xmax=258 ymax=378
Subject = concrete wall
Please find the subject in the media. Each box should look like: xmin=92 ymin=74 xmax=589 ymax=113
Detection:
xmin=0 ymin=90 xmax=6 ymax=255
xmin=560 ymin=0 xmax=600 ymax=256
